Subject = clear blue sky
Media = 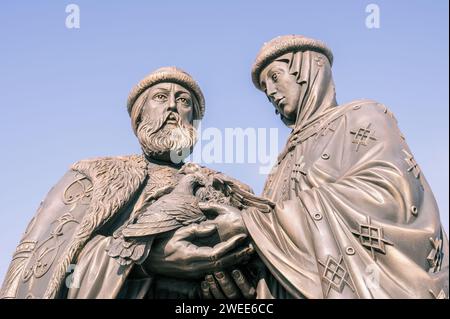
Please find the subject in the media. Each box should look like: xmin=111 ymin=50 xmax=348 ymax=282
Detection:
xmin=0 ymin=0 xmax=448 ymax=283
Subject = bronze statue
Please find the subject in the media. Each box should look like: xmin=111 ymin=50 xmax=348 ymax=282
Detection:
xmin=200 ymin=35 xmax=449 ymax=299
xmin=0 ymin=67 xmax=258 ymax=299
xmin=2 ymin=36 xmax=448 ymax=299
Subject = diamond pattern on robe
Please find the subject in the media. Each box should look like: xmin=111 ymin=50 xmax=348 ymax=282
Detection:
xmin=427 ymin=236 xmax=444 ymax=273
xmin=402 ymin=149 xmax=421 ymax=179
xmin=429 ymin=289 xmax=447 ymax=299
xmin=318 ymin=255 xmax=355 ymax=297
xmin=351 ymin=216 xmax=393 ymax=260
xmin=350 ymin=123 xmax=377 ymax=152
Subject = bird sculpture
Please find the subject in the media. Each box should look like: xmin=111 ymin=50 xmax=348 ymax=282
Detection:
xmin=107 ymin=163 xmax=274 ymax=266
xmin=180 ymin=163 xmax=275 ymax=214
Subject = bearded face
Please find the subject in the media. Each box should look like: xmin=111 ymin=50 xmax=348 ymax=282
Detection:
xmin=133 ymin=82 xmax=199 ymax=163
xmin=137 ymin=111 xmax=197 ymax=162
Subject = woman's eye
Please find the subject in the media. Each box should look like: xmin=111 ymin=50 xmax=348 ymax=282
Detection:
xmin=271 ymin=72 xmax=279 ymax=82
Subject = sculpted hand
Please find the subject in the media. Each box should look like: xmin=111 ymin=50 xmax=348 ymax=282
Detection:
xmin=198 ymin=202 xmax=248 ymax=241
xmin=200 ymin=268 xmax=256 ymax=299
xmin=144 ymin=223 xmax=253 ymax=280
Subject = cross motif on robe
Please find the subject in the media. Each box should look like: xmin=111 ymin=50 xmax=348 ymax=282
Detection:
xmin=350 ymin=123 xmax=377 ymax=152
xmin=402 ymin=149 xmax=421 ymax=179
xmin=318 ymin=255 xmax=355 ymax=297
xmin=351 ymin=216 xmax=393 ymax=260
xmin=429 ymin=289 xmax=447 ymax=299
xmin=427 ymin=236 xmax=444 ymax=273
xmin=318 ymin=121 xmax=336 ymax=137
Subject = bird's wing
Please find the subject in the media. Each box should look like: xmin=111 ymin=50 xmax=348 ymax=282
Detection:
xmin=112 ymin=184 xmax=176 ymax=240
xmin=107 ymin=236 xmax=153 ymax=266
xmin=122 ymin=195 xmax=205 ymax=238
xmin=162 ymin=196 xmax=206 ymax=225
xmin=121 ymin=211 xmax=181 ymax=238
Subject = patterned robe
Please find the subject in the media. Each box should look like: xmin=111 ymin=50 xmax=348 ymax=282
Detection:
xmin=243 ymin=99 xmax=449 ymax=298
xmin=0 ymin=155 xmax=191 ymax=298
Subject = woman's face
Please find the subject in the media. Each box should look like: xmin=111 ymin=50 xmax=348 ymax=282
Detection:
xmin=259 ymin=60 xmax=302 ymax=122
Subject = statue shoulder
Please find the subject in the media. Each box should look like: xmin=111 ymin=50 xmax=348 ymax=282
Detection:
xmin=25 ymin=153 xmax=148 ymax=232
xmin=1 ymin=155 xmax=149 ymax=298
xmin=335 ymin=99 xmax=401 ymax=138
xmin=19 ymin=169 xmax=91 ymax=239
xmin=31 ymin=154 xmax=149 ymax=221
xmin=71 ymin=154 xmax=147 ymax=176
xmin=330 ymin=99 xmax=408 ymax=156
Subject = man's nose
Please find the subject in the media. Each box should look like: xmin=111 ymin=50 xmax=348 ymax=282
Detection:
xmin=168 ymin=94 xmax=177 ymax=112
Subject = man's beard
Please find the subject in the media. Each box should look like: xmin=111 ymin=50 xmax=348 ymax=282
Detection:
xmin=136 ymin=112 xmax=197 ymax=162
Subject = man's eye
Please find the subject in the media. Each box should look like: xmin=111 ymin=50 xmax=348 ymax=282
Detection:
xmin=177 ymin=97 xmax=191 ymax=106
xmin=153 ymin=94 xmax=167 ymax=101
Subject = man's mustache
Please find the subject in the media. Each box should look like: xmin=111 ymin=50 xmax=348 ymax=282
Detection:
xmin=137 ymin=110 xmax=197 ymax=160
xmin=162 ymin=111 xmax=178 ymax=122
xmin=142 ymin=111 xmax=184 ymax=134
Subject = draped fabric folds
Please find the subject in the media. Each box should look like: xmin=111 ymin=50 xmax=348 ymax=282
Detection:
xmin=243 ymin=51 xmax=449 ymax=299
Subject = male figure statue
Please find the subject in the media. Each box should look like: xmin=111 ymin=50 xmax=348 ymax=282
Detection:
xmin=1 ymin=67 xmax=253 ymax=299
